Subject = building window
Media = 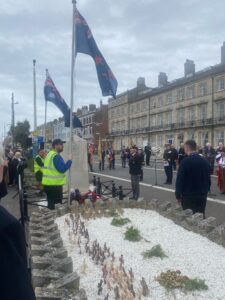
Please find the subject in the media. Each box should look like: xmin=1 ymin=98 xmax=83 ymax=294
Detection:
xmin=165 ymin=111 xmax=172 ymax=125
xmin=198 ymin=104 xmax=207 ymax=120
xmin=151 ymin=115 xmax=156 ymax=127
xmin=177 ymin=88 xmax=185 ymax=101
xmin=166 ymin=134 xmax=174 ymax=145
xmin=198 ymin=131 xmax=208 ymax=147
xmin=198 ymin=82 xmax=207 ymax=97
xmin=158 ymin=96 xmax=164 ymax=107
xmin=186 ymin=85 xmax=195 ymax=99
xmin=188 ymin=106 xmax=195 ymax=122
xmin=150 ymin=135 xmax=156 ymax=147
xmin=216 ymin=77 xmax=225 ymax=91
xmin=157 ymin=114 xmax=163 ymax=126
xmin=188 ymin=130 xmax=195 ymax=140
xmin=137 ymin=118 xmax=141 ymax=128
xmin=157 ymin=135 xmax=163 ymax=147
xmin=111 ymin=110 xmax=115 ymax=119
xmin=167 ymin=93 xmax=172 ymax=104
xmin=121 ymin=107 xmax=125 ymax=114
xmin=216 ymin=131 xmax=224 ymax=145
xmin=217 ymin=102 xmax=225 ymax=119
xmin=142 ymin=116 xmax=147 ymax=128
xmin=88 ymin=117 xmax=91 ymax=124
xmin=136 ymin=103 xmax=140 ymax=112
xmin=177 ymin=109 xmax=185 ymax=125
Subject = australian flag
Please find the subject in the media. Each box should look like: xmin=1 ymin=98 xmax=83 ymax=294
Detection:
xmin=75 ymin=9 xmax=118 ymax=98
xmin=44 ymin=72 xmax=82 ymax=128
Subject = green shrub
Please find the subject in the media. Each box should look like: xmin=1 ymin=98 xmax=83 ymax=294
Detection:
xmin=184 ymin=278 xmax=208 ymax=291
xmin=111 ymin=217 xmax=131 ymax=226
xmin=156 ymin=270 xmax=208 ymax=291
xmin=124 ymin=226 xmax=141 ymax=242
xmin=107 ymin=209 xmax=119 ymax=217
xmin=142 ymin=244 xmax=167 ymax=259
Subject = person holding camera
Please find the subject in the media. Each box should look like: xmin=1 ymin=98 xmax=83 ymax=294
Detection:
xmin=42 ymin=139 xmax=72 ymax=210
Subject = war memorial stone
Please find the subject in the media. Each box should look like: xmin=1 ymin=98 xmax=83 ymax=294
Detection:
xmin=62 ymin=135 xmax=89 ymax=193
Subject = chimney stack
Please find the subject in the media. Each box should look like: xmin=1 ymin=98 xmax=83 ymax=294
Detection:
xmin=137 ymin=77 xmax=146 ymax=89
xmin=221 ymin=42 xmax=225 ymax=64
xmin=158 ymin=72 xmax=168 ymax=87
xmin=184 ymin=59 xmax=195 ymax=77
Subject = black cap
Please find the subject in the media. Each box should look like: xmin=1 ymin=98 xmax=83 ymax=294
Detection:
xmin=52 ymin=139 xmax=66 ymax=147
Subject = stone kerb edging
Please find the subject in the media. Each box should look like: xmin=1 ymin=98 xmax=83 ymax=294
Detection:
xmin=29 ymin=208 xmax=87 ymax=300
xmin=65 ymin=196 xmax=225 ymax=249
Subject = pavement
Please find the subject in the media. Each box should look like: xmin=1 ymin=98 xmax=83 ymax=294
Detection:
xmin=0 ymin=185 xmax=42 ymax=220
xmin=0 ymin=186 xmax=22 ymax=219
xmin=89 ymin=159 xmax=225 ymax=225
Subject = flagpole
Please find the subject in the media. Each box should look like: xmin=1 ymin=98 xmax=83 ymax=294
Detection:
xmin=44 ymin=70 xmax=48 ymax=147
xmin=33 ymin=59 xmax=37 ymax=132
xmin=68 ymin=0 xmax=77 ymax=206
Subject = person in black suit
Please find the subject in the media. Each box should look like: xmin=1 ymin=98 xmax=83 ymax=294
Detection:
xmin=175 ymin=140 xmax=211 ymax=217
xmin=163 ymin=144 xmax=173 ymax=184
xmin=144 ymin=143 xmax=151 ymax=166
xmin=0 ymin=206 xmax=36 ymax=300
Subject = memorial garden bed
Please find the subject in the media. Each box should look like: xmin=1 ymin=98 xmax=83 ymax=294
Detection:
xmin=55 ymin=207 xmax=225 ymax=299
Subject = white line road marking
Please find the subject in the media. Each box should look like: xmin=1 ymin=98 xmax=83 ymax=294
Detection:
xmin=93 ymin=162 xmax=218 ymax=178
xmin=90 ymin=172 xmax=225 ymax=205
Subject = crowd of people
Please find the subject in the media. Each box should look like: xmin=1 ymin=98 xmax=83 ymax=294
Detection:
xmin=90 ymin=140 xmax=225 ymax=214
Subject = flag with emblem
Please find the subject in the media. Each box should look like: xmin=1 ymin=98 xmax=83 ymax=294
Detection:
xmin=75 ymin=9 xmax=118 ymax=98
xmin=44 ymin=71 xmax=82 ymax=128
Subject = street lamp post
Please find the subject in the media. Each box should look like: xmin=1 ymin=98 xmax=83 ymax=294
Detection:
xmin=33 ymin=59 xmax=37 ymax=132
xmin=11 ymin=93 xmax=19 ymax=148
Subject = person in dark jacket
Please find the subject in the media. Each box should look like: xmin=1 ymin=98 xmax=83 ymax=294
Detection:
xmin=101 ymin=148 xmax=106 ymax=171
xmin=163 ymin=144 xmax=173 ymax=184
xmin=129 ymin=147 xmax=142 ymax=200
xmin=203 ymin=143 xmax=216 ymax=175
xmin=171 ymin=144 xmax=178 ymax=170
xmin=138 ymin=148 xmax=145 ymax=181
xmin=0 ymin=153 xmax=8 ymax=200
xmin=178 ymin=143 xmax=186 ymax=165
xmin=120 ymin=146 xmax=127 ymax=168
xmin=0 ymin=206 xmax=36 ymax=300
xmin=175 ymin=140 xmax=211 ymax=216
xmin=144 ymin=143 xmax=151 ymax=166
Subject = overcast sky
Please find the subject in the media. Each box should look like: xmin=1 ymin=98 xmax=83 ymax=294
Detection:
xmin=1 ymin=0 xmax=225 ymax=138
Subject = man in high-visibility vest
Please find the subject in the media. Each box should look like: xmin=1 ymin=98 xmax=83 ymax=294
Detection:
xmin=34 ymin=149 xmax=46 ymax=193
xmin=42 ymin=139 xmax=72 ymax=210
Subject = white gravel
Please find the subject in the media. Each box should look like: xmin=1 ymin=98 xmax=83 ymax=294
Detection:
xmin=56 ymin=209 xmax=225 ymax=300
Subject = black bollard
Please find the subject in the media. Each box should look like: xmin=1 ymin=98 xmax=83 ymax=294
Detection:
xmin=93 ymin=175 xmax=97 ymax=186
xmin=97 ymin=177 xmax=102 ymax=195
xmin=118 ymin=186 xmax=124 ymax=200
xmin=112 ymin=181 xmax=116 ymax=198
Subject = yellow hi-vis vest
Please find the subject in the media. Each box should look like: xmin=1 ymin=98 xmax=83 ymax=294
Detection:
xmin=42 ymin=150 xmax=67 ymax=186
xmin=34 ymin=155 xmax=45 ymax=174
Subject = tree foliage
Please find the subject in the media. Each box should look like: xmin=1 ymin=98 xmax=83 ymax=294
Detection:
xmin=12 ymin=120 xmax=30 ymax=149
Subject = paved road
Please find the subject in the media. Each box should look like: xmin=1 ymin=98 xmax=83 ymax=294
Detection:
xmin=89 ymin=159 xmax=225 ymax=225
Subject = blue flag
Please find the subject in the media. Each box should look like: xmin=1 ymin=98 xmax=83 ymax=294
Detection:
xmin=44 ymin=72 xmax=82 ymax=128
xmin=75 ymin=9 xmax=118 ymax=98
